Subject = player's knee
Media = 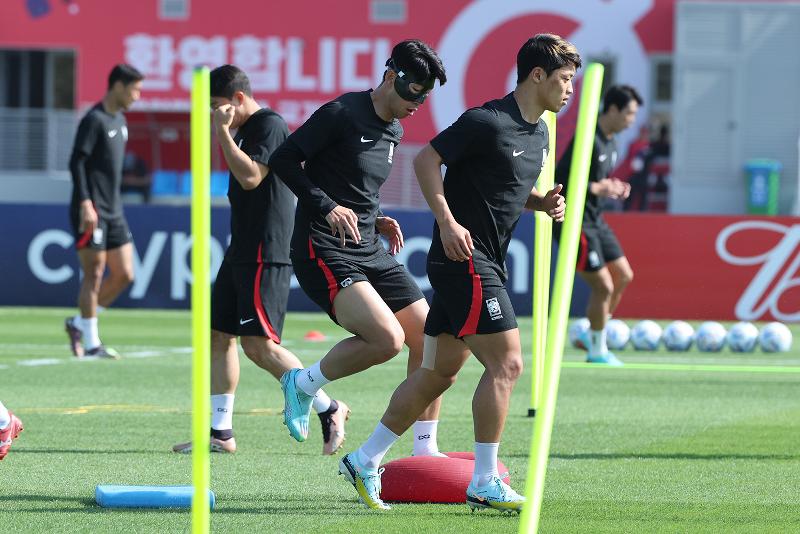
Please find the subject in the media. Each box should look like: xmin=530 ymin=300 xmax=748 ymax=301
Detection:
xmin=241 ymin=338 xmax=279 ymax=363
xmin=433 ymin=368 xmax=458 ymax=390
xmin=83 ymin=265 xmax=104 ymax=283
xmin=620 ymin=268 xmax=634 ymax=287
xmin=490 ymin=352 xmax=523 ymax=382
xmin=595 ymin=279 xmax=614 ymax=299
xmin=371 ymin=327 xmax=405 ymax=364
xmin=504 ymin=355 xmax=524 ymax=381
xmin=120 ymin=269 xmax=135 ymax=286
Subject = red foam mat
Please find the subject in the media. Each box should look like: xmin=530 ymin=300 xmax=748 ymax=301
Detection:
xmin=380 ymin=452 xmax=510 ymax=503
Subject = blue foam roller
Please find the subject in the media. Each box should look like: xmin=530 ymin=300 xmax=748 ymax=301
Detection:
xmin=95 ymin=485 xmax=215 ymax=509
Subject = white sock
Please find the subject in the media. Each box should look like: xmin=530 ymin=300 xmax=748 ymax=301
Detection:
xmin=312 ymin=389 xmax=332 ymax=413
xmin=211 ymin=394 xmax=235 ymax=430
xmin=80 ymin=317 xmax=101 ymax=349
xmin=590 ymin=329 xmax=608 ymax=354
xmin=357 ymin=422 xmax=399 ymax=470
xmin=0 ymin=401 xmax=9 ymax=429
xmin=295 ymin=362 xmax=330 ymax=397
xmin=472 ymin=442 xmax=500 ymax=487
xmin=412 ymin=420 xmax=440 ymax=456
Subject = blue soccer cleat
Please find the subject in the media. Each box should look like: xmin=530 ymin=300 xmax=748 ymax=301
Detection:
xmin=280 ymin=368 xmax=314 ymax=442
xmin=466 ymin=476 xmax=524 ymax=514
xmin=338 ymin=452 xmax=390 ymax=510
xmin=586 ymin=351 xmax=624 ymax=366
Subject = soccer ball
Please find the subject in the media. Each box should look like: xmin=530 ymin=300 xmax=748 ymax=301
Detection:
xmin=695 ymin=321 xmax=727 ymax=352
xmin=758 ymin=322 xmax=793 ymax=352
xmin=663 ymin=321 xmax=694 ymax=351
xmin=631 ymin=320 xmax=662 ymax=351
xmin=568 ymin=318 xmax=590 ymax=349
xmin=605 ymin=319 xmax=630 ymax=350
xmin=726 ymin=322 xmax=759 ymax=353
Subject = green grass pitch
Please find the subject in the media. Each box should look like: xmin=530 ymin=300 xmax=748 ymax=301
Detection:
xmin=1 ymin=307 xmax=798 ymax=533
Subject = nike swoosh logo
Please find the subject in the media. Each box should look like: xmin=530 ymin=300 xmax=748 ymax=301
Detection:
xmin=360 ymin=136 xmax=374 ymax=143
xmin=239 ymin=318 xmax=254 ymax=325
xmin=513 ymin=150 xmax=524 ymax=157
xmin=108 ymin=130 xmax=118 ymax=138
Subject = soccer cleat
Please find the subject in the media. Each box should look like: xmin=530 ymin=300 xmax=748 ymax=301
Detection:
xmin=338 ymin=452 xmax=390 ymax=510
xmin=586 ymin=351 xmax=624 ymax=366
xmin=84 ymin=345 xmax=121 ymax=360
xmin=65 ymin=317 xmax=84 ymax=357
xmin=280 ymin=369 xmax=314 ymax=442
xmin=172 ymin=436 xmax=237 ymax=454
xmin=0 ymin=411 xmax=24 ymax=460
xmin=320 ymin=400 xmax=350 ymax=455
xmin=466 ymin=476 xmax=525 ymax=514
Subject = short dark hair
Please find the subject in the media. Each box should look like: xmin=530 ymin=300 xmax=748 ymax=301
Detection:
xmin=517 ymin=34 xmax=582 ymax=83
xmin=210 ymin=65 xmax=252 ymax=99
xmin=107 ymin=64 xmax=144 ymax=90
xmin=603 ymin=84 xmax=644 ymax=113
xmin=388 ymin=39 xmax=447 ymax=86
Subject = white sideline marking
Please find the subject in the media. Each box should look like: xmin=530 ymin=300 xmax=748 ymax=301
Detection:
xmin=6 ymin=347 xmax=193 ymax=369
xmin=18 ymin=358 xmax=63 ymax=367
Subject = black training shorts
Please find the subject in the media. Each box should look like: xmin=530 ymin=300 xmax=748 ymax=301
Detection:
xmin=211 ymin=259 xmax=291 ymax=341
xmin=424 ymin=258 xmax=517 ymax=338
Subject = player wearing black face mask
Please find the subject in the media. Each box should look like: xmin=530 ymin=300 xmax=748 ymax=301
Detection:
xmin=268 ymin=42 xmax=449 ymax=503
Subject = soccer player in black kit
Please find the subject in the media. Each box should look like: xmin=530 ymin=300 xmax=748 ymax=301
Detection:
xmin=172 ymin=65 xmax=349 ymax=456
xmin=341 ymin=34 xmax=577 ymax=512
xmin=555 ymin=85 xmax=642 ymax=366
xmin=269 ymin=40 xmax=450 ymax=464
xmin=65 ymin=64 xmax=143 ymax=359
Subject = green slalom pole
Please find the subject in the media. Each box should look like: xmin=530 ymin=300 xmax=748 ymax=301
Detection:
xmin=519 ymin=63 xmax=604 ymax=534
xmin=190 ymin=66 xmax=211 ymax=534
xmin=529 ymin=111 xmax=556 ymax=417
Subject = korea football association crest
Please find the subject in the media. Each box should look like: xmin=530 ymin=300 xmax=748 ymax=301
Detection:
xmin=486 ymin=297 xmax=503 ymax=320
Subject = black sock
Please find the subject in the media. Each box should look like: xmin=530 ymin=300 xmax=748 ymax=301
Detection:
xmin=210 ymin=428 xmax=233 ymax=441
xmin=319 ymin=399 xmax=339 ymax=418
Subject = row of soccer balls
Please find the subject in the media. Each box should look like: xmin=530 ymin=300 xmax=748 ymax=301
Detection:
xmin=569 ymin=318 xmax=794 ymax=353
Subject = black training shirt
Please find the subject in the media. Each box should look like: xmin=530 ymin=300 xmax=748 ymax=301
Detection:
xmin=69 ymin=103 xmax=128 ymax=218
xmin=555 ymin=127 xmax=618 ymax=226
xmin=428 ymin=93 xmax=549 ymax=278
xmin=226 ymin=108 xmax=294 ymax=264
xmin=269 ymin=91 xmax=402 ymax=259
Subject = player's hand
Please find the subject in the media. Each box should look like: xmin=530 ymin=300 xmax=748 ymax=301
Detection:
xmin=542 ymin=183 xmax=565 ymax=222
xmin=440 ymin=220 xmax=474 ymax=262
xmin=325 ymin=205 xmax=361 ymax=247
xmin=78 ymin=200 xmax=98 ymax=234
xmin=376 ymin=216 xmax=404 ymax=254
xmin=597 ymin=178 xmax=626 ymax=199
xmin=212 ymin=104 xmax=235 ymax=131
xmin=614 ymin=178 xmax=632 ymax=200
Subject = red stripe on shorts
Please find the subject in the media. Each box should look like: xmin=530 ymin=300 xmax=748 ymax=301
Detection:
xmin=76 ymin=229 xmax=92 ymax=249
xmin=577 ymin=231 xmax=589 ymax=272
xmin=253 ymin=242 xmax=280 ymax=343
xmin=308 ymin=237 xmax=339 ymax=316
xmin=458 ymin=257 xmax=483 ymax=338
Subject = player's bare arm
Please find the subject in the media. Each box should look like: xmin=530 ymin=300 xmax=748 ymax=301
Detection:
xmin=214 ymin=104 xmax=267 ymax=190
xmin=525 ymin=183 xmax=565 ymax=221
xmin=413 ymin=143 xmax=474 ymax=262
xmin=376 ymin=215 xmax=404 ymax=254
